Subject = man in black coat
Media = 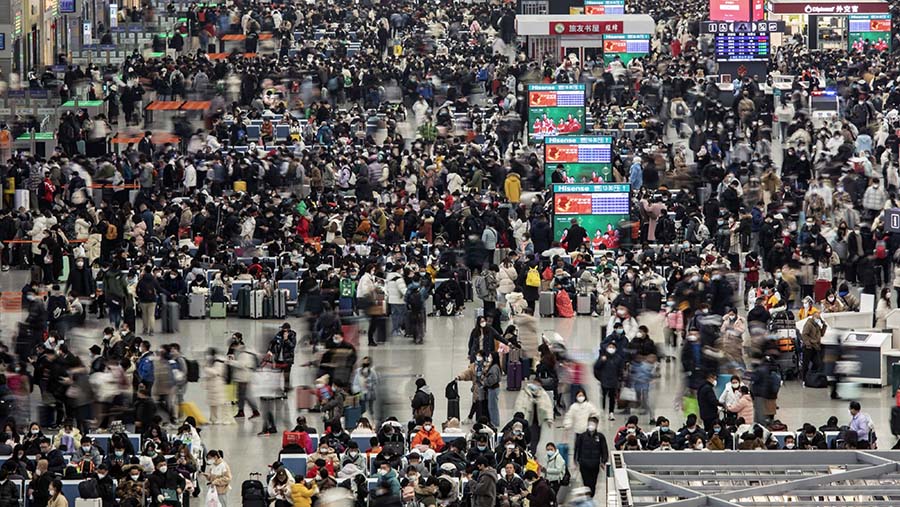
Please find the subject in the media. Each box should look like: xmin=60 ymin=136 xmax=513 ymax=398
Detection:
xmin=147 ymin=456 xmax=184 ymax=507
xmin=566 ymin=218 xmax=588 ymax=252
xmin=697 ymin=372 xmax=721 ymax=431
xmin=95 ymin=463 xmax=116 ymax=507
xmin=574 ymin=416 xmax=609 ymax=497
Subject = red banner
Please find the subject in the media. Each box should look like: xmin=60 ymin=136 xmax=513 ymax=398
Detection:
xmin=545 ymin=145 xmax=579 ymax=163
xmin=554 ymin=194 xmax=592 ymax=215
xmin=549 ymin=21 xmax=623 ymax=35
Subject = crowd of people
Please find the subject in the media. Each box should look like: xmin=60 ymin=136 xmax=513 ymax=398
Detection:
xmin=0 ymin=0 xmax=900 ymax=504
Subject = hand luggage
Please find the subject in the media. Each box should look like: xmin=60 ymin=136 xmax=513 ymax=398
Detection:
xmin=507 ymin=361 xmax=523 ymax=391
xmin=162 ymin=300 xmax=180 ymax=333
xmin=576 ymin=294 xmax=592 ymax=315
xmin=249 ymin=289 xmax=265 ymax=319
xmin=178 ymin=401 xmax=208 ymax=425
xmin=263 ymin=295 xmax=274 ymax=318
xmin=233 ymin=180 xmax=247 ymax=193
xmin=804 ymin=370 xmax=828 ymax=388
xmin=296 ymin=386 xmax=317 ymax=410
xmin=891 ymin=406 xmax=900 ymax=436
xmin=539 ymin=291 xmax=555 ymax=317
xmin=343 ymin=404 xmax=362 ymax=429
xmin=338 ymin=296 xmax=353 ymax=315
xmin=186 ymin=359 xmax=200 ymax=382
xmin=272 ymin=289 xmax=288 ymax=319
xmin=209 ymin=301 xmax=226 ymax=318
xmin=189 ymin=293 xmax=206 ymax=318
xmin=237 ymin=286 xmax=251 ymax=318
xmin=241 ymin=474 xmax=266 ymax=507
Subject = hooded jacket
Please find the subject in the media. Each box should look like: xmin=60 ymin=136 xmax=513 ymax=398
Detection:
xmin=512 ymin=384 xmax=554 ymax=426
xmin=472 ymin=466 xmax=498 ymax=507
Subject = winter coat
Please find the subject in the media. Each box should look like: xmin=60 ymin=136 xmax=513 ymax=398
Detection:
xmin=497 ymin=264 xmax=517 ymax=294
xmin=204 ymin=361 xmax=227 ymax=406
xmin=800 ymin=318 xmax=826 ymax=350
xmin=206 ymin=459 xmax=232 ymax=495
xmin=544 ymin=450 xmax=566 ymax=482
xmin=385 ymin=272 xmax=407 ymax=305
xmin=593 ymin=351 xmax=624 ymax=389
xmin=512 ymin=385 xmax=554 ymax=425
xmin=67 ymin=266 xmax=96 ymax=298
xmin=472 ymin=467 xmax=498 ymax=507
xmin=564 ymin=400 xmax=600 ymax=435
xmin=574 ymin=429 xmax=609 ymax=467
xmin=290 ymin=480 xmax=318 ymax=507
xmin=504 ymin=173 xmax=522 ymax=203
xmin=267 ymin=331 xmax=297 ymax=365
xmin=726 ymin=393 xmax=754 ymax=422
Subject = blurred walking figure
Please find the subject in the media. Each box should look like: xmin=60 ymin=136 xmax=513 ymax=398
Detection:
xmin=230 ymin=341 xmax=260 ymax=419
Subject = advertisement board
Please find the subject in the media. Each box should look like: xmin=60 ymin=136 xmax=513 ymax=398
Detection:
xmin=584 ymin=0 xmax=625 ymax=14
xmin=544 ymin=136 xmax=614 ymax=186
xmin=527 ymin=84 xmax=586 ymax=143
xmin=602 ymin=34 xmax=651 ymax=63
xmin=552 ymin=183 xmax=631 ymax=241
xmin=848 ymin=14 xmax=891 ymax=51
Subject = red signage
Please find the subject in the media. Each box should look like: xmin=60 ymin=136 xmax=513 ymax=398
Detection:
xmin=549 ymin=21 xmax=623 ymax=35
xmin=710 ymin=0 xmax=751 ymax=21
xmin=768 ymin=1 xmax=889 ymax=14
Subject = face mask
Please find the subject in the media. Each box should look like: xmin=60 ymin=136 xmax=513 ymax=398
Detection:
xmin=97 ymin=474 xmax=106 ymax=480
xmin=606 ymin=347 xmax=616 ymax=354
xmin=828 ymin=296 xmax=835 ymax=302
xmin=615 ymin=329 xmax=624 ymax=335
xmin=732 ymin=382 xmax=739 ymax=389
xmin=476 ymin=356 xmax=483 ymax=363
xmin=349 ymin=450 xmax=359 ymax=457
xmin=115 ymin=451 xmax=124 ymax=457
xmin=667 ymin=301 xmax=675 ymax=307
xmin=423 ymin=425 xmax=432 ymax=432
xmin=408 ymin=474 xmax=418 ymax=481
xmin=333 ymin=337 xmax=341 ymax=344
xmin=587 ymin=423 xmax=597 ymax=432
xmin=82 ymin=446 xmax=91 ymax=452
xmin=158 ymin=466 xmax=167 ymax=474
xmin=319 ymin=448 xmax=328 ymax=454
xmin=785 ymin=443 xmax=795 ymax=449
xmin=660 ymin=426 xmax=670 ymax=432
xmin=576 ymin=395 xmax=586 ymax=403
xmin=701 ymin=309 xmax=709 ymax=314
xmin=775 ymin=273 xmax=782 ymax=279
xmin=49 ymin=490 xmax=56 ymax=496
xmin=616 ymin=310 xmax=625 ymax=317
xmin=479 ymin=321 xmax=486 ymax=328
xmin=694 ymin=444 xmax=704 ymax=450
xmin=711 ymin=380 xmax=717 ymax=387
xmin=130 ymin=474 xmax=140 ymax=480
xmin=477 ymin=445 xmax=486 ymax=451
xmin=714 ymin=428 xmax=721 ymax=433
xmin=377 ymin=469 xmax=387 ymax=476
xmin=30 ymin=430 xmax=38 ymax=435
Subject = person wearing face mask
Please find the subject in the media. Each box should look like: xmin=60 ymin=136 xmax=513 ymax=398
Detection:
xmin=467 ymin=316 xmax=503 ymax=364
xmin=646 ymin=416 xmax=674 ymax=450
xmin=697 ymin=372 xmax=722 ymax=431
xmin=563 ymin=389 xmax=600 ymax=435
xmin=72 ymin=436 xmax=102 ymax=471
xmin=593 ymin=342 xmax=625 ymax=420
xmin=340 ymin=441 xmax=368 ymax=475
xmin=202 ymin=348 xmax=232 ymax=425
xmin=351 ymin=357 xmax=378 ymax=417
xmin=410 ymin=417 xmax=444 ymax=451
xmin=201 ymin=450 xmax=231 ymax=507
xmin=719 ymin=376 xmax=746 ymax=424
xmin=465 ymin=436 xmax=497 ymax=467
xmin=797 ymin=423 xmax=827 ymax=449
xmin=574 ymin=416 xmax=609 ymax=498
xmin=65 ymin=256 xmax=95 ymax=299
xmin=148 ymin=456 xmax=184 ymax=507
xmin=115 ymin=464 xmax=145 ymax=505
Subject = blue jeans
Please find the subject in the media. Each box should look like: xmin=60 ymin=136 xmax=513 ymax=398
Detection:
xmin=389 ymin=304 xmax=406 ymax=335
xmin=108 ymin=301 xmax=122 ymax=328
xmin=488 ymin=387 xmax=500 ymax=427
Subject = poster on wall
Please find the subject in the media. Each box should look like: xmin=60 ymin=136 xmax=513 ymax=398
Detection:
xmin=602 ymin=34 xmax=651 ymax=64
xmin=552 ymin=183 xmax=631 ymax=241
xmin=848 ymin=14 xmax=891 ymax=51
xmin=527 ymin=84 xmax=586 ymax=143
xmin=544 ymin=136 xmax=614 ymax=186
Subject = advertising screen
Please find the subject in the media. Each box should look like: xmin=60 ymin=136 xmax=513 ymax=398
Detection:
xmin=527 ymin=84 xmax=586 ymax=143
xmin=848 ymin=14 xmax=891 ymax=51
xmin=714 ymin=33 xmax=770 ymax=61
xmin=552 ymin=183 xmax=631 ymax=241
xmin=710 ymin=0 xmax=750 ymax=21
xmin=602 ymin=34 xmax=651 ymax=64
xmin=584 ymin=0 xmax=625 ymax=14
xmin=544 ymin=136 xmax=614 ymax=186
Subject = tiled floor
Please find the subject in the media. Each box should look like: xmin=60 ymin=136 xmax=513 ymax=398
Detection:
xmin=2 ymin=269 xmax=897 ymax=504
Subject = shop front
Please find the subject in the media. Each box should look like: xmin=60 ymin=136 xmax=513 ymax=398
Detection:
xmin=516 ymin=14 xmax=655 ymax=64
xmin=766 ymin=0 xmax=890 ymax=50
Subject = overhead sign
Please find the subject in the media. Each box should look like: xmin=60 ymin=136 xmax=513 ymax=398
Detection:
xmin=885 ymin=208 xmax=900 ymax=233
xmin=710 ymin=0 xmax=754 ymax=22
xmin=549 ymin=21 xmax=623 ymax=35
xmin=544 ymin=136 xmax=614 ymax=185
xmin=701 ymin=20 xmax=785 ymax=33
xmin=715 ymin=33 xmax=770 ymax=61
xmin=767 ymin=1 xmax=889 ymax=14
xmin=552 ymin=183 xmax=631 ymax=241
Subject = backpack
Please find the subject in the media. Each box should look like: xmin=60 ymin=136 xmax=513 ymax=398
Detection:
xmin=405 ymin=285 xmax=424 ymax=311
xmin=474 ymin=276 xmax=489 ymax=299
xmin=655 ymin=216 xmax=676 ymax=244
xmin=525 ymin=267 xmax=541 ymax=287
xmin=675 ymin=102 xmax=687 ymax=117
xmin=105 ymin=223 xmax=118 ymax=240
xmin=876 ymin=240 xmax=888 ymax=259
xmin=137 ymin=278 xmax=156 ymax=301
xmin=78 ymin=478 xmax=99 ymax=499
xmin=185 ymin=359 xmax=200 ymax=382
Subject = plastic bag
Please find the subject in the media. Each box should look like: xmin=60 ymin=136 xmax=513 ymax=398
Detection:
xmin=206 ymin=488 xmax=221 ymax=507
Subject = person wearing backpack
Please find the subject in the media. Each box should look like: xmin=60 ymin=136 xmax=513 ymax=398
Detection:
xmin=521 ymin=262 xmax=541 ymax=315
xmin=405 ymin=274 xmax=428 ymax=345
xmin=669 ymin=96 xmax=690 ymax=137
xmin=136 ymin=266 xmax=169 ymax=336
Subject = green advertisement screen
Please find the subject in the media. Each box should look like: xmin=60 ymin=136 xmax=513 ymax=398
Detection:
xmin=544 ymin=136 xmax=614 ymax=186
xmin=552 ymin=183 xmax=631 ymax=242
xmin=603 ymin=34 xmax=651 ymax=64
xmin=848 ymin=14 xmax=891 ymax=51
xmin=527 ymin=84 xmax=586 ymax=143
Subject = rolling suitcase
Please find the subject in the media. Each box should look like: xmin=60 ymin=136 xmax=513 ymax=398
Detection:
xmin=163 ymin=300 xmax=180 ymax=333
xmin=272 ymin=289 xmax=288 ymax=319
xmin=576 ymin=294 xmax=592 ymax=315
xmin=209 ymin=302 xmax=226 ymax=318
xmin=295 ymin=386 xmax=317 ymax=410
xmin=446 ymin=380 xmax=461 ymax=420
xmin=242 ymin=474 xmax=266 ymax=507
xmin=263 ymin=296 xmax=274 ymax=318
xmin=539 ymin=291 xmax=555 ymax=317
xmin=249 ymin=290 xmax=265 ymax=319
xmin=338 ymin=296 xmax=354 ymax=315
xmin=189 ymin=293 xmax=206 ymax=318
xmin=507 ymin=361 xmax=523 ymax=390
xmin=178 ymin=401 xmax=208 ymax=424
xmin=237 ymin=286 xmax=251 ymax=318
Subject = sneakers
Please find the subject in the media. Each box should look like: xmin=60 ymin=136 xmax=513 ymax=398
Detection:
xmin=257 ymin=429 xmax=276 ymax=436
xmin=591 ymin=312 xmax=600 ymax=318
xmin=235 ymin=411 xmax=245 ymax=418
xmin=608 ymin=413 xmax=615 ymax=421
xmin=249 ymin=411 xmax=260 ymax=419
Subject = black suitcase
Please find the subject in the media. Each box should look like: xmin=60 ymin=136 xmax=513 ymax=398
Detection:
xmin=186 ymin=359 xmax=200 ymax=382
xmin=446 ymin=380 xmax=460 ymax=420
xmin=804 ymin=370 xmax=827 ymax=388
xmin=162 ymin=301 xmax=180 ymax=333
xmin=242 ymin=475 xmax=266 ymax=507
xmin=891 ymin=406 xmax=900 ymax=436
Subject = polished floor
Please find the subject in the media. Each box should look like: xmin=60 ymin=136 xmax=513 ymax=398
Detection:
xmin=2 ymin=270 xmax=898 ymax=504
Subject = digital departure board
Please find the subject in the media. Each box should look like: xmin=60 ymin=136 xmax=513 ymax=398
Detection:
xmin=544 ymin=136 xmax=614 ymax=185
xmin=527 ymin=84 xmax=586 ymax=143
xmin=603 ymin=34 xmax=651 ymax=64
xmin=552 ymin=184 xmax=631 ymax=241
xmin=715 ymin=33 xmax=769 ymax=62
